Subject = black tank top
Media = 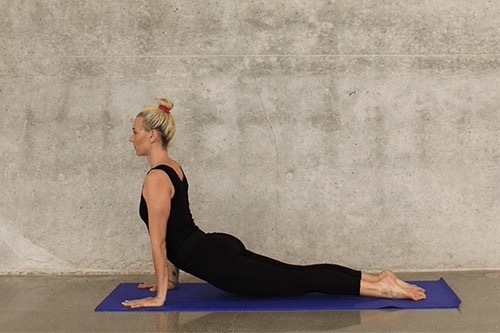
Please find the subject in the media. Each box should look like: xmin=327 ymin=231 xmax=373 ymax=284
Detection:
xmin=139 ymin=164 xmax=204 ymax=267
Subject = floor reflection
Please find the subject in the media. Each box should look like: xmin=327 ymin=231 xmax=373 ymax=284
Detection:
xmin=153 ymin=311 xmax=361 ymax=332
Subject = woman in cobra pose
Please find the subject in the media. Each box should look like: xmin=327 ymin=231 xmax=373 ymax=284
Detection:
xmin=122 ymin=98 xmax=426 ymax=309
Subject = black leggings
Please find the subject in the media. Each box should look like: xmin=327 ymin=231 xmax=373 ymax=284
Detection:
xmin=181 ymin=233 xmax=361 ymax=296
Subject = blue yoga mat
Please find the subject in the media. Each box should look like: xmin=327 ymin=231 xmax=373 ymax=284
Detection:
xmin=95 ymin=278 xmax=461 ymax=312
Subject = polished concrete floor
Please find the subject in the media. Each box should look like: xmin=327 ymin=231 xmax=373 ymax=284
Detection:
xmin=0 ymin=271 xmax=498 ymax=332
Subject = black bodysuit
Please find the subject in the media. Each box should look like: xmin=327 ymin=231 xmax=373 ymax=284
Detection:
xmin=140 ymin=164 xmax=361 ymax=296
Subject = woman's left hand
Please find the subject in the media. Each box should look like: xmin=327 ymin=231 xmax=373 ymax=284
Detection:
xmin=121 ymin=297 xmax=165 ymax=309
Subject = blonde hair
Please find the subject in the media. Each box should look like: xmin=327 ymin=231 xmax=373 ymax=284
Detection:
xmin=137 ymin=98 xmax=176 ymax=149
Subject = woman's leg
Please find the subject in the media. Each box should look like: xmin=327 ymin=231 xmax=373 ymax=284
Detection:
xmin=238 ymin=257 xmax=426 ymax=300
xmin=231 ymin=252 xmax=362 ymax=296
xmin=185 ymin=233 xmax=426 ymax=300
xmin=244 ymin=250 xmax=361 ymax=279
xmin=185 ymin=233 xmax=361 ymax=296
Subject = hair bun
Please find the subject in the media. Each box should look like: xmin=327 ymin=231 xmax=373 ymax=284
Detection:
xmin=157 ymin=98 xmax=174 ymax=111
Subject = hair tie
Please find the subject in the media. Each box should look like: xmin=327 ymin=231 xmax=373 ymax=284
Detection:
xmin=158 ymin=105 xmax=171 ymax=114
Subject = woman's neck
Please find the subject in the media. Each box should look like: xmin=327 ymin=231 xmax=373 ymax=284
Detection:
xmin=146 ymin=147 xmax=170 ymax=169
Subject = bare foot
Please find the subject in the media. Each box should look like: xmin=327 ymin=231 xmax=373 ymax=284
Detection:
xmin=377 ymin=272 xmax=427 ymax=301
xmin=379 ymin=269 xmax=426 ymax=293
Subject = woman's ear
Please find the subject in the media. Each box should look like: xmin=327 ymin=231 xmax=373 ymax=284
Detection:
xmin=149 ymin=129 xmax=157 ymax=142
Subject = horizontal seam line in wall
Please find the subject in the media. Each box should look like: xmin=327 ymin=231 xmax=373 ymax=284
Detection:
xmin=32 ymin=53 xmax=500 ymax=59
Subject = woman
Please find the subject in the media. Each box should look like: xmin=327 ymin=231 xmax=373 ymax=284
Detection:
xmin=122 ymin=99 xmax=426 ymax=309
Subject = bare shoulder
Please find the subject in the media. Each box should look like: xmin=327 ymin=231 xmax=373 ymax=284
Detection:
xmin=168 ymin=159 xmax=183 ymax=171
xmin=146 ymin=168 xmax=170 ymax=182
xmin=144 ymin=170 xmax=174 ymax=198
xmin=169 ymin=158 xmax=181 ymax=168
xmin=166 ymin=160 xmax=185 ymax=181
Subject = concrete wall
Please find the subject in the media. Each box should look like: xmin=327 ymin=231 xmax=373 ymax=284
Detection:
xmin=0 ymin=0 xmax=498 ymax=274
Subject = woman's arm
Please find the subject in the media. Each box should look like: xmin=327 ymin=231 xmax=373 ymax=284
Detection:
xmin=167 ymin=260 xmax=179 ymax=289
xmin=122 ymin=170 xmax=173 ymax=308
xmin=138 ymin=260 xmax=179 ymax=291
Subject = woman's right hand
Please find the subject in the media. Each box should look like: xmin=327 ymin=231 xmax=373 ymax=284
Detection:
xmin=138 ymin=282 xmax=157 ymax=292
xmin=138 ymin=281 xmax=177 ymax=291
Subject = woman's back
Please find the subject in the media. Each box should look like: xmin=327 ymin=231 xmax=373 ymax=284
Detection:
xmin=139 ymin=164 xmax=204 ymax=268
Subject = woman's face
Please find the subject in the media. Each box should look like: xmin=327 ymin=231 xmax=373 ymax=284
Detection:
xmin=129 ymin=116 xmax=150 ymax=156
